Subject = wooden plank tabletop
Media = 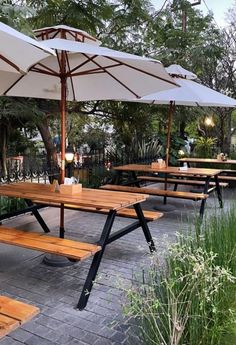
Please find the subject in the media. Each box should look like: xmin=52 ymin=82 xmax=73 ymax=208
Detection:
xmin=0 ymin=183 xmax=148 ymax=211
xmin=178 ymin=157 xmax=236 ymax=165
xmin=113 ymin=164 xmax=222 ymax=176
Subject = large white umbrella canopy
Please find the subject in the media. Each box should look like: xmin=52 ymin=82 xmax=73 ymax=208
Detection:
xmin=4 ymin=30 xmax=177 ymax=102
xmin=2 ymin=25 xmax=177 ymax=231
xmin=127 ymin=64 xmax=236 ymax=166
xmin=139 ymin=77 xmax=236 ymax=107
xmin=0 ymin=22 xmax=55 ymax=92
xmin=3 ymin=25 xmax=177 ymax=180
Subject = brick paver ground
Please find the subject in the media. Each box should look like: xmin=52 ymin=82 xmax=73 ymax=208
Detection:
xmin=0 ymin=187 xmax=234 ymax=344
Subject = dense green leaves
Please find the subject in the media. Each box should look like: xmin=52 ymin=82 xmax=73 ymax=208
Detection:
xmin=0 ymin=0 xmax=235 ymax=163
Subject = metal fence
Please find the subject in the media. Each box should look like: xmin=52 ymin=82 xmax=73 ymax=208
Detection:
xmin=0 ymin=149 xmax=159 ymax=216
xmin=0 ymin=148 xmax=159 ymax=187
xmin=0 ymin=155 xmax=57 ymax=184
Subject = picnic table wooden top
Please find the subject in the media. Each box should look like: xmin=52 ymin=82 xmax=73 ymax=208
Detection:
xmin=113 ymin=164 xmax=222 ymax=177
xmin=0 ymin=182 xmax=148 ymax=211
xmin=178 ymin=157 xmax=236 ymax=165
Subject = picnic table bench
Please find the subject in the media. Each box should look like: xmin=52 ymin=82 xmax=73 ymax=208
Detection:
xmin=137 ymin=175 xmax=228 ymax=193
xmin=0 ymin=296 xmax=39 ymax=339
xmin=100 ymin=184 xmax=208 ymax=201
xmin=0 ymin=182 xmax=161 ymax=310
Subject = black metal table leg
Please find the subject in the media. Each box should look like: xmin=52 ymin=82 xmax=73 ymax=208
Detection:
xmin=214 ymin=175 xmax=223 ymax=208
xmin=199 ymin=176 xmax=210 ymax=217
xmin=0 ymin=204 xmax=45 ymax=223
xmin=163 ymin=173 xmax=168 ymax=204
xmin=131 ymin=171 xmax=140 ymax=186
xmin=133 ymin=203 xmax=156 ymax=252
xmin=114 ymin=171 xmax=122 ymax=185
xmin=77 ymin=210 xmax=116 ymax=310
xmin=24 ymin=199 xmax=50 ymax=233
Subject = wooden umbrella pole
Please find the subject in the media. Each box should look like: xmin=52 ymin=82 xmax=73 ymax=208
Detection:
xmin=165 ymin=101 xmax=174 ymax=168
xmin=59 ymin=49 xmax=67 ymax=237
xmin=60 ymin=74 xmax=66 ymax=184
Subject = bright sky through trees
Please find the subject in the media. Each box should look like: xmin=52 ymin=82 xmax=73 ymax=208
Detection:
xmin=151 ymin=0 xmax=235 ymax=27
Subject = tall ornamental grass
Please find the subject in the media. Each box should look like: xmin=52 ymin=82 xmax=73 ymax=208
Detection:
xmin=125 ymin=206 xmax=236 ymax=345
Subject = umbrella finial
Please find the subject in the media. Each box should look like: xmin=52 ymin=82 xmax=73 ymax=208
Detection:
xmin=34 ymin=25 xmax=101 ymax=45
xmin=166 ymin=64 xmax=197 ymax=80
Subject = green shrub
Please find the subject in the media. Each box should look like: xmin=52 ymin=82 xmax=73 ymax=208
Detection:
xmin=0 ymin=196 xmax=25 ymax=215
xmin=193 ymin=137 xmax=217 ymax=158
xmin=125 ymin=207 xmax=236 ymax=345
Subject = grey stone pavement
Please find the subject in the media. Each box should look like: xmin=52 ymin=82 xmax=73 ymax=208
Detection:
xmin=0 ymin=186 xmax=235 ymax=345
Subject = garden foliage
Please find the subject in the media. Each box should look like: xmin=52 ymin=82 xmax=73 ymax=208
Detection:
xmin=125 ymin=206 xmax=236 ymax=344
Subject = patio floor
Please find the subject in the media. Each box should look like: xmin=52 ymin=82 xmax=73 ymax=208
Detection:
xmin=0 ymin=186 xmax=235 ymax=345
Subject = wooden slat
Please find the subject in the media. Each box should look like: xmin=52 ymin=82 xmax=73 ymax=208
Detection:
xmin=170 ymin=173 xmax=236 ymax=182
xmin=0 ymin=227 xmax=101 ymax=261
xmin=113 ymin=164 xmax=222 ymax=176
xmin=0 ymin=296 xmax=40 ymax=339
xmin=31 ymin=200 xmax=162 ymax=221
xmin=137 ymin=176 xmax=229 ymax=187
xmin=0 ymin=227 xmax=99 ymax=253
xmin=217 ymin=176 xmax=236 ymax=181
xmin=0 ymin=314 xmax=19 ymax=339
xmin=178 ymin=158 xmax=236 ymax=165
xmin=0 ymin=296 xmax=39 ymax=324
xmin=0 ymin=183 xmax=148 ymax=211
xmin=100 ymin=185 xmax=208 ymax=201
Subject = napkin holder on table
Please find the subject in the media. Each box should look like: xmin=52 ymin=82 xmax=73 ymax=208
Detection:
xmin=151 ymin=159 xmax=166 ymax=169
xmin=59 ymin=183 xmax=82 ymax=195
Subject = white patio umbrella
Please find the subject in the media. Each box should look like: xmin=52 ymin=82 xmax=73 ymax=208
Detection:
xmin=3 ymin=25 xmax=177 ymax=182
xmin=0 ymin=21 xmax=55 ymax=90
xmin=132 ymin=64 xmax=236 ymax=166
xmin=3 ymin=25 xmax=178 ymax=232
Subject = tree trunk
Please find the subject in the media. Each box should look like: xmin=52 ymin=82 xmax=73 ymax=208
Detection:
xmin=37 ymin=120 xmax=58 ymax=182
xmin=179 ymin=120 xmax=186 ymax=138
xmin=218 ymin=109 xmax=231 ymax=154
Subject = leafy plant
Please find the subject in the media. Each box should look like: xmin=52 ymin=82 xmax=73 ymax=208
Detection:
xmin=125 ymin=206 xmax=236 ymax=345
xmin=0 ymin=196 xmax=26 ymax=215
xmin=107 ymin=138 xmax=162 ymax=165
xmin=193 ymin=136 xmax=217 ymax=158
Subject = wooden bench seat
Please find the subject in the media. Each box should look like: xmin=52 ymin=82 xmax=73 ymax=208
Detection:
xmin=0 ymin=226 xmax=101 ymax=261
xmin=32 ymin=201 xmax=162 ymax=222
xmin=217 ymin=175 xmax=236 ymax=181
xmin=0 ymin=296 xmax=39 ymax=339
xmin=137 ymin=175 xmax=229 ymax=188
xmin=100 ymin=184 xmax=208 ymax=201
xmin=168 ymin=172 xmax=236 ymax=182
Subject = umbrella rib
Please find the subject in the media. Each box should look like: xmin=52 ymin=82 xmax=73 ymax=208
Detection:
xmin=68 ymin=55 xmax=98 ymax=75
xmin=65 ymin=51 xmax=76 ymax=101
xmin=70 ymin=63 xmax=123 ymax=77
xmin=3 ymin=74 xmax=25 ymax=95
xmin=106 ymin=56 xmax=178 ymax=87
xmin=31 ymin=63 xmax=59 ymax=76
xmin=0 ymin=54 xmax=21 ymax=72
xmin=81 ymin=53 xmax=140 ymax=98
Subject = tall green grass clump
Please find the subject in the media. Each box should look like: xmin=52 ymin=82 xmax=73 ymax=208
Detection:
xmin=125 ymin=206 xmax=236 ymax=345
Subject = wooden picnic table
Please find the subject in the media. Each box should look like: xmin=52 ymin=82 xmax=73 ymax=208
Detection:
xmin=178 ymin=157 xmax=236 ymax=184
xmin=109 ymin=164 xmax=224 ymax=216
xmin=178 ymin=157 xmax=236 ymax=165
xmin=0 ymin=182 xmax=159 ymax=310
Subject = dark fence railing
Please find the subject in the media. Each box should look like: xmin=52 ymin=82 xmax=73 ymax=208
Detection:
xmin=0 ymin=155 xmax=59 ymax=184
xmin=0 ymin=147 xmax=169 ymax=216
xmin=0 ymin=149 xmax=159 ymax=187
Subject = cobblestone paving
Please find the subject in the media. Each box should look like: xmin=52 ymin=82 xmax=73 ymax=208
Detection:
xmin=0 ymin=188 xmax=234 ymax=344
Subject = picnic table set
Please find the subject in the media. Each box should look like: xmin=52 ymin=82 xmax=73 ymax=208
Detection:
xmin=0 ymin=20 xmax=236 ymax=340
